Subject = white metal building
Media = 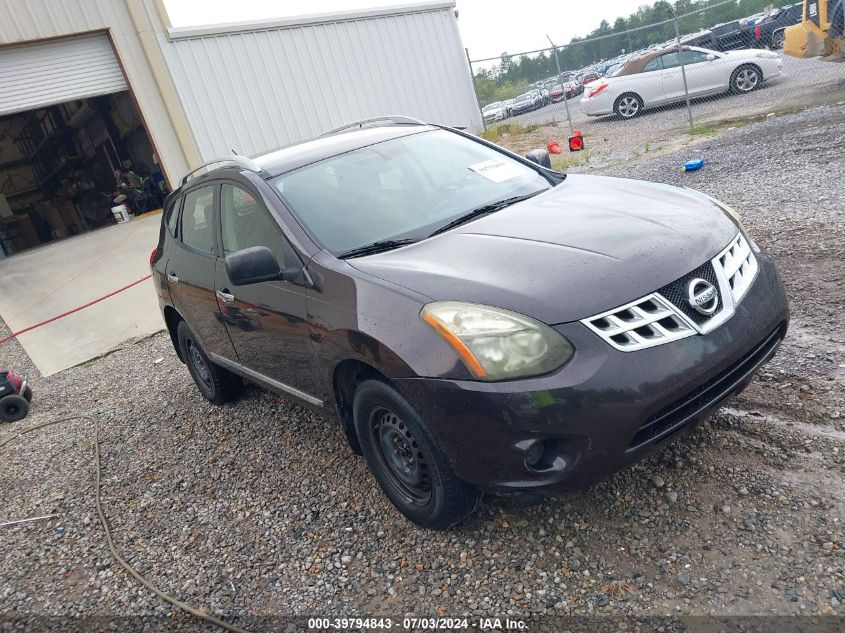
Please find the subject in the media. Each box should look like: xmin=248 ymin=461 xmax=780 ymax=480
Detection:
xmin=0 ymin=0 xmax=480 ymax=256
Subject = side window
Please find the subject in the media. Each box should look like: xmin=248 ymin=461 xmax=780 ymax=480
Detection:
xmin=220 ymin=183 xmax=294 ymax=269
xmin=181 ymin=186 xmax=216 ymax=255
xmin=677 ymin=50 xmax=710 ymax=65
xmin=643 ymin=57 xmax=663 ymax=72
xmin=164 ymin=197 xmax=180 ymax=236
xmin=659 ymin=52 xmax=681 ymax=69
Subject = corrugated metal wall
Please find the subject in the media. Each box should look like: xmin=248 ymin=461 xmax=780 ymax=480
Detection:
xmin=0 ymin=0 xmax=193 ymax=185
xmin=158 ymin=5 xmax=482 ymax=160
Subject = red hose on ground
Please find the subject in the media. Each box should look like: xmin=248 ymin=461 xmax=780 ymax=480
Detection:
xmin=0 ymin=274 xmax=152 ymax=347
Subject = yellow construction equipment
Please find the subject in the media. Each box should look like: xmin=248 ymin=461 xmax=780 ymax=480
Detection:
xmin=784 ymin=0 xmax=844 ymax=58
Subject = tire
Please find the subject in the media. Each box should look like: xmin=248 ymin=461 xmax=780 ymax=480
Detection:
xmin=352 ymin=380 xmax=481 ymax=530
xmin=0 ymin=395 xmax=29 ymax=423
xmin=730 ymin=64 xmax=762 ymax=94
xmin=772 ymin=30 xmax=785 ymax=49
xmin=614 ymin=93 xmax=643 ymax=119
xmin=22 ymin=385 xmax=33 ymax=402
xmin=177 ymin=320 xmax=242 ymax=404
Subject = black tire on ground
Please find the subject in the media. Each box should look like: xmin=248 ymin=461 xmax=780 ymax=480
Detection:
xmin=772 ymin=30 xmax=785 ymax=49
xmin=177 ymin=320 xmax=242 ymax=404
xmin=0 ymin=394 xmax=29 ymax=423
xmin=614 ymin=93 xmax=643 ymax=119
xmin=730 ymin=64 xmax=763 ymax=94
xmin=352 ymin=379 xmax=481 ymax=530
xmin=22 ymin=385 xmax=33 ymax=402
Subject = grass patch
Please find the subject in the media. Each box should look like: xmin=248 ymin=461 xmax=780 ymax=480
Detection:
xmin=481 ymin=122 xmax=542 ymax=142
xmin=688 ymin=123 xmax=717 ymax=136
xmin=551 ymin=149 xmax=592 ymax=171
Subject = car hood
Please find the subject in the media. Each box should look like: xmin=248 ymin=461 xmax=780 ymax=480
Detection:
xmin=349 ymin=174 xmax=738 ymax=324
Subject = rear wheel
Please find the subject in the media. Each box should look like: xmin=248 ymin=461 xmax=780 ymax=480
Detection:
xmin=0 ymin=395 xmax=29 ymax=423
xmin=614 ymin=93 xmax=643 ymax=119
xmin=353 ymin=380 xmax=481 ymax=530
xmin=731 ymin=65 xmax=762 ymax=94
xmin=177 ymin=321 xmax=242 ymax=404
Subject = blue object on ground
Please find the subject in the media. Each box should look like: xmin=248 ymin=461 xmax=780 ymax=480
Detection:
xmin=682 ymin=158 xmax=705 ymax=172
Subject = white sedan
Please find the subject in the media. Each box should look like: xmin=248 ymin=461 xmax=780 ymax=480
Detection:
xmin=482 ymin=101 xmax=507 ymax=123
xmin=581 ymin=46 xmax=783 ymax=120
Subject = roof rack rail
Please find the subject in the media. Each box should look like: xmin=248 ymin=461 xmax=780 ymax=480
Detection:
xmin=181 ymin=155 xmax=270 ymax=186
xmin=321 ymin=115 xmax=427 ymax=137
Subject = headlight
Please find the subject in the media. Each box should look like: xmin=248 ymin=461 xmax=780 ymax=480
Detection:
xmin=755 ymin=51 xmax=779 ymax=59
xmin=703 ymin=194 xmax=760 ymax=253
xmin=421 ymin=302 xmax=574 ymax=381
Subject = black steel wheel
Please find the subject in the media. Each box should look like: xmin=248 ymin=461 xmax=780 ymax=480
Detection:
xmin=0 ymin=394 xmax=29 ymax=423
xmin=177 ymin=320 xmax=242 ymax=404
xmin=353 ymin=380 xmax=481 ymax=530
xmin=367 ymin=406 xmax=432 ymax=506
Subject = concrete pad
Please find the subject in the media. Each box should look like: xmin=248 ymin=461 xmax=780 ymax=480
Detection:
xmin=0 ymin=215 xmax=165 ymax=376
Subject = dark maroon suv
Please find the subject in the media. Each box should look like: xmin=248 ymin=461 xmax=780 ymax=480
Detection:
xmin=151 ymin=117 xmax=788 ymax=529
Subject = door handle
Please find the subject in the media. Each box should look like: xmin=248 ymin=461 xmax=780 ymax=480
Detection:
xmin=167 ymin=272 xmax=179 ymax=283
xmin=216 ymin=289 xmax=235 ymax=304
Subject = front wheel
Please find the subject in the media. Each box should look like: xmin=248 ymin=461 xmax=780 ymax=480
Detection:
xmin=772 ymin=30 xmax=785 ymax=49
xmin=614 ymin=93 xmax=643 ymax=119
xmin=731 ymin=65 xmax=762 ymax=94
xmin=353 ymin=380 xmax=481 ymax=530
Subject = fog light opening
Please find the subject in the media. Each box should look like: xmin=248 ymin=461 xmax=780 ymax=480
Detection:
xmin=523 ymin=439 xmax=557 ymax=472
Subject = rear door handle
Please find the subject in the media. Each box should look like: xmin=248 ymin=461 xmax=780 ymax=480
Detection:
xmin=216 ymin=289 xmax=235 ymax=304
xmin=167 ymin=272 xmax=179 ymax=283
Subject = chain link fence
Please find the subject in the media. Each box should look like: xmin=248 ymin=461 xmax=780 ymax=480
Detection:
xmin=469 ymin=0 xmax=845 ymax=156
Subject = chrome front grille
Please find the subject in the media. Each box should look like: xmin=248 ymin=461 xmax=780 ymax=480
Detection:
xmin=582 ymin=232 xmax=758 ymax=352
xmin=714 ymin=233 xmax=758 ymax=304
xmin=581 ymin=294 xmax=696 ymax=352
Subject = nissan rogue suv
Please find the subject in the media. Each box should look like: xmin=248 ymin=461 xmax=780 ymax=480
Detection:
xmin=151 ymin=116 xmax=788 ymax=529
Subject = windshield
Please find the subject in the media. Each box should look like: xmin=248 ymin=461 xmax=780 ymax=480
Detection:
xmin=272 ymin=130 xmax=551 ymax=255
xmin=483 ymin=102 xmax=502 ymax=111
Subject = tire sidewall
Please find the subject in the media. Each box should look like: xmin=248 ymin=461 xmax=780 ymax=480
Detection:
xmin=0 ymin=395 xmax=29 ymax=423
xmin=353 ymin=381 xmax=454 ymax=528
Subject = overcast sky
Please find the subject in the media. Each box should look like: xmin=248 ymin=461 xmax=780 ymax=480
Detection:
xmin=163 ymin=0 xmax=648 ymax=61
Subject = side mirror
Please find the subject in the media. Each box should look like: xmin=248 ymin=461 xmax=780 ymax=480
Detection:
xmin=225 ymin=246 xmax=282 ymax=285
xmin=525 ymin=149 xmax=552 ymax=168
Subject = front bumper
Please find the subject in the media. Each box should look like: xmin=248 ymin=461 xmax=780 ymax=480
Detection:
xmin=394 ymin=253 xmax=788 ymax=494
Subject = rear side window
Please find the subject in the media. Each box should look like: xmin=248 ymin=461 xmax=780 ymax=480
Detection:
xmin=220 ymin=183 xmax=294 ymax=269
xmin=181 ymin=186 xmax=215 ymax=255
xmin=643 ymin=57 xmax=663 ymax=72
xmin=164 ymin=198 xmax=180 ymax=236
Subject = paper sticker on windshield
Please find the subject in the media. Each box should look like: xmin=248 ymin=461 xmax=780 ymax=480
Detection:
xmin=468 ymin=158 xmax=525 ymax=183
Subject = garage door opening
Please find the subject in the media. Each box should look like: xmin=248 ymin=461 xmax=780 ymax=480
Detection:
xmin=0 ymin=34 xmax=169 ymax=259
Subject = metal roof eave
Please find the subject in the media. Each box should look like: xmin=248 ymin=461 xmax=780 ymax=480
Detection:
xmin=166 ymin=0 xmax=457 ymax=41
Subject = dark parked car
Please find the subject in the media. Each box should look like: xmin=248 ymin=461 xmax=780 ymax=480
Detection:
xmin=151 ymin=116 xmax=789 ymax=529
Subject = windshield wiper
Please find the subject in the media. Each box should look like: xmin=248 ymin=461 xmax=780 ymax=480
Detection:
xmin=430 ymin=192 xmax=543 ymax=237
xmin=337 ymin=238 xmax=418 ymax=259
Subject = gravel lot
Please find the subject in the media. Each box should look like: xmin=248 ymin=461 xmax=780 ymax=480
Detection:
xmin=498 ymin=54 xmax=845 ymax=165
xmin=1 ymin=105 xmax=843 ymax=630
